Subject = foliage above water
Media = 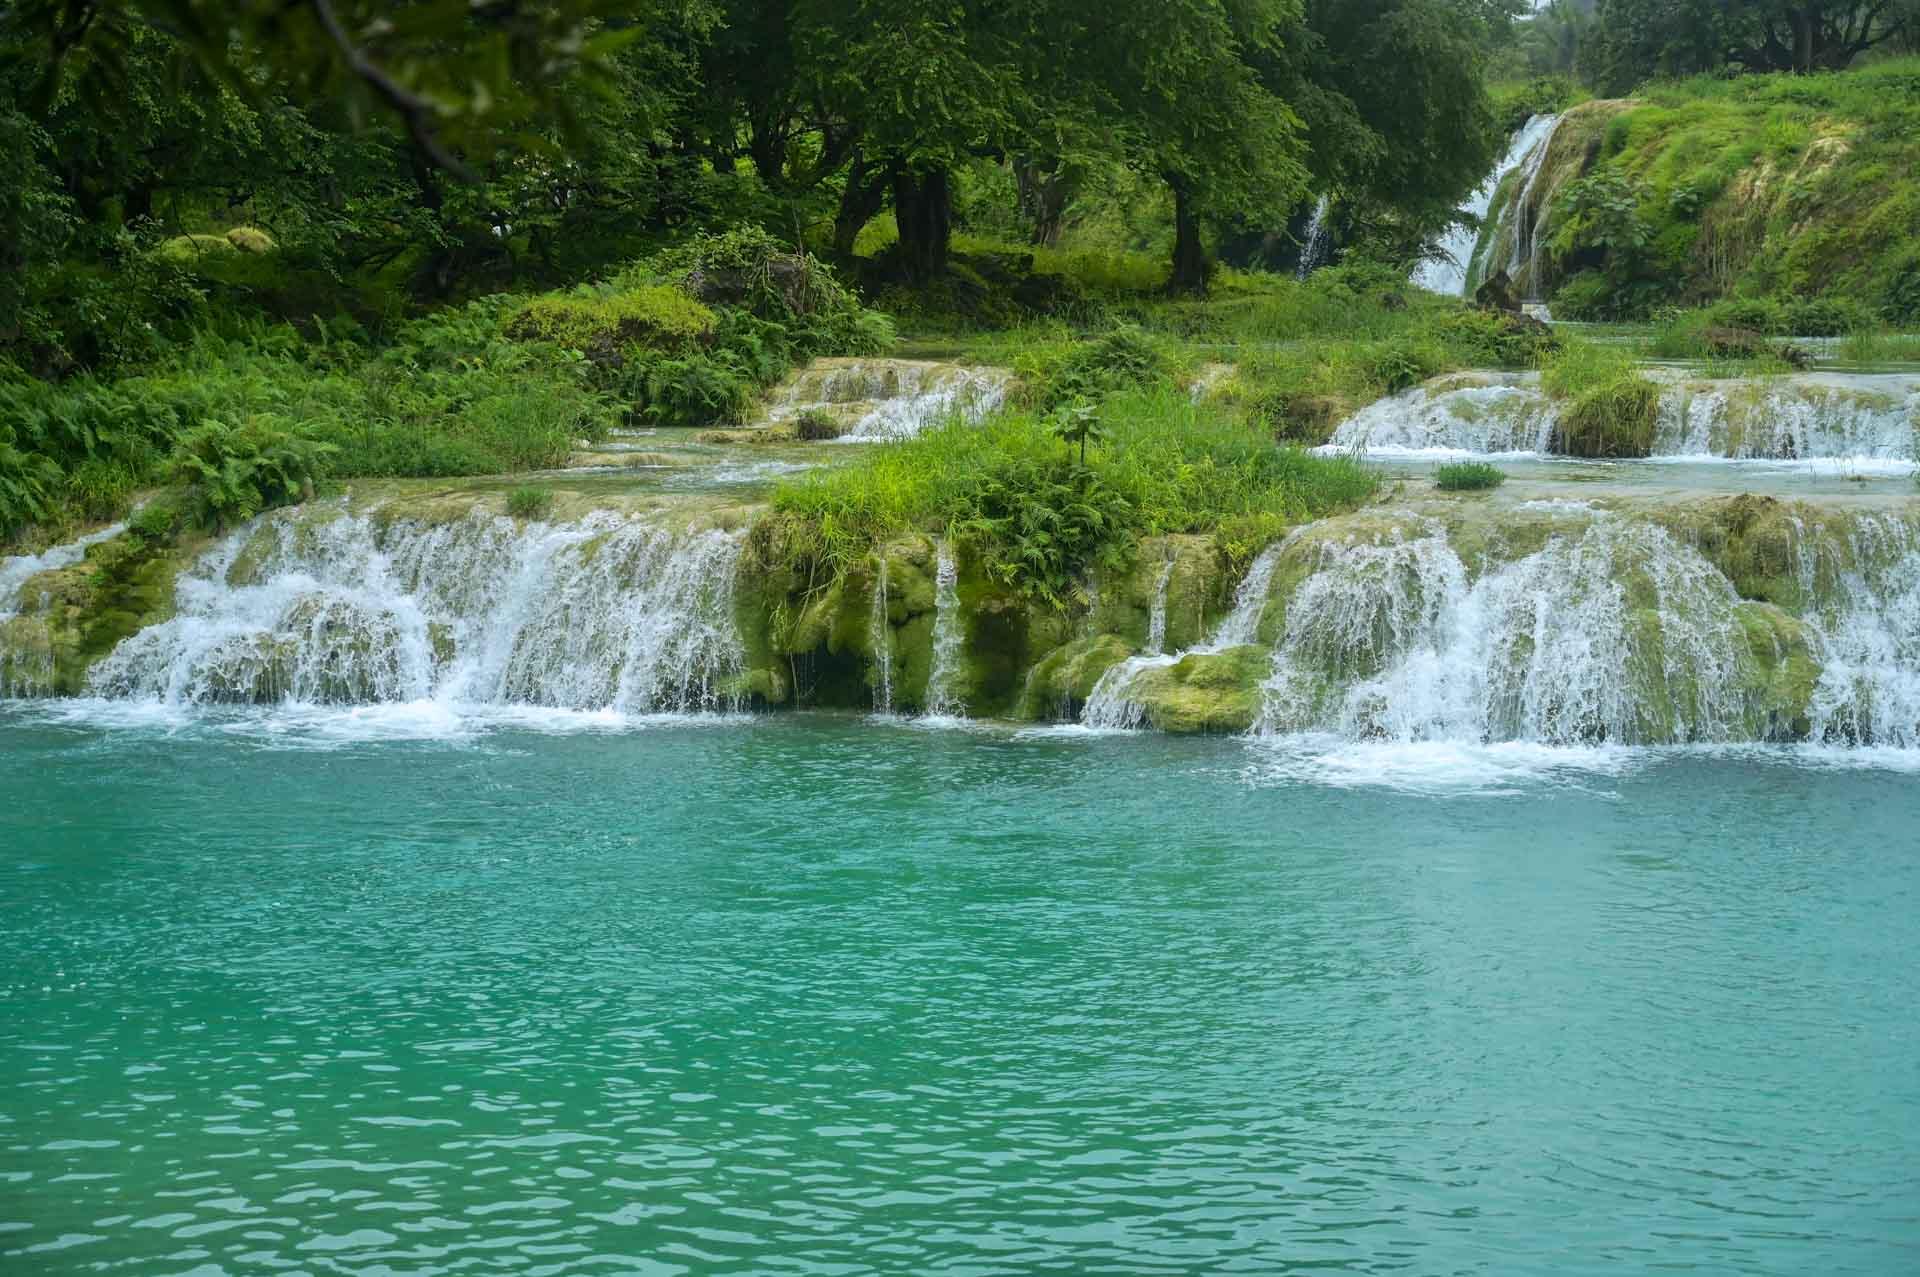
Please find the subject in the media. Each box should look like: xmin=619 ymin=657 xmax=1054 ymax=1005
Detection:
xmin=764 ymin=384 xmax=1377 ymax=606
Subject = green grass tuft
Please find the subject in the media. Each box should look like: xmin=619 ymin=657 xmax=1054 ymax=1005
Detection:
xmin=1434 ymin=461 xmax=1506 ymax=491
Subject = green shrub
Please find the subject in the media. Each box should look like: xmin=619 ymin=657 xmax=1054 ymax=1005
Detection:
xmin=1782 ymin=297 xmax=1869 ymax=337
xmin=959 ymin=456 xmax=1133 ymax=607
xmin=1703 ymin=297 xmax=1787 ymax=334
xmin=166 ymin=420 xmax=336 ymax=531
xmin=768 ymin=385 xmax=1378 ymax=595
xmin=505 ymin=486 xmax=555 ymax=520
xmin=794 ymin=409 xmax=845 ymax=441
xmin=1541 ymin=340 xmax=1637 ymax=400
xmin=1434 ymin=461 xmax=1506 ymax=491
xmin=1028 ymin=324 xmax=1174 ymax=409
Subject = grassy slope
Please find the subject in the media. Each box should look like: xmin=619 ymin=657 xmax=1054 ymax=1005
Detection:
xmin=1545 ymin=59 xmax=1920 ymax=318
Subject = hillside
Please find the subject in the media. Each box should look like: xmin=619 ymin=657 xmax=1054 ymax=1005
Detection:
xmin=1488 ymin=59 xmax=1920 ymax=321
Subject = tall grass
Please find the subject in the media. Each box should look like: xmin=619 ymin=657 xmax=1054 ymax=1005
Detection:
xmin=768 ymin=385 xmax=1378 ymax=587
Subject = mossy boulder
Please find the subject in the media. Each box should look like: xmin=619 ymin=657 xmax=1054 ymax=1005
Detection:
xmin=0 ymin=531 xmax=191 ymax=695
xmin=1018 ymin=633 xmax=1132 ymax=721
xmin=1129 ymin=646 xmax=1269 ymax=734
xmin=1734 ymin=602 xmax=1820 ymax=741
xmin=1653 ymin=494 xmax=1804 ymax=607
xmin=505 ymin=286 xmax=716 ymax=365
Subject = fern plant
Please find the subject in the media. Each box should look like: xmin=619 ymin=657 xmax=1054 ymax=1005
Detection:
xmin=167 ymin=419 xmax=336 ymax=531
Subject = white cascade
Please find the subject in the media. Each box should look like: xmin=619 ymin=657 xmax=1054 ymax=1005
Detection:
xmin=0 ymin=521 xmax=129 ymax=621
xmin=1296 ymin=196 xmax=1333 ymax=280
xmin=869 ymin=556 xmax=893 ymax=714
xmin=924 ymin=544 xmax=966 ymax=718
xmin=772 ymin=359 xmax=1012 ymax=442
xmin=86 ymin=508 xmax=745 ymax=712
xmin=1327 ymin=375 xmax=1559 ymax=455
xmin=1081 ymin=558 xmax=1179 ymax=730
xmin=1504 ymin=117 xmax=1566 ymax=296
xmin=1256 ymin=517 xmax=1758 ymax=745
xmin=1328 ymin=371 xmax=1919 ymax=463
xmin=1797 ymin=513 xmax=1920 ymax=746
xmin=1412 ymin=114 xmax=1560 ymax=297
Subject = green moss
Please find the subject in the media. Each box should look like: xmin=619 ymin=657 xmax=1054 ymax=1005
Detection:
xmin=1129 ymin=646 xmax=1268 ymax=734
xmin=1734 ymin=602 xmax=1819 ymax=741
xmin=1018 ymin=633 xmax=1132 ymax=720
xmin=504 ymin=285 xmax=716 ymax=356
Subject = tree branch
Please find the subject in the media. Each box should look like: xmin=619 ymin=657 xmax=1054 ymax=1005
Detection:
xmin=307 ymin=0 xmax=476 ymax=180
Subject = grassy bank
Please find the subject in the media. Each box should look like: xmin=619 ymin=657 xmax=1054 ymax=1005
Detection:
xmin=1530 ymin=59 xmax=1920 ymax=321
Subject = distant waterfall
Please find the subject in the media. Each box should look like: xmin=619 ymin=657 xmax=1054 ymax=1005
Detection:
xmin=85 ymin=508 xmax=746 ymax=713
xmin=1412 ymin=114 xmax=1561 ymax=297
xmin=924 ymin=544 xmax=966 ymax=718
xmin=771 ymin=360 xmax=1012 ymax=442
xmin=1328 ymin=372 xmax=1920 ymax=463
xmin=1295 ymin=197 xmax=1333 ymax=280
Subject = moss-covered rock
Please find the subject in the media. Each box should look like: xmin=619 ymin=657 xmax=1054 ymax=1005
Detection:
xmin=1129 ymin=646 xmax=1269 ymax=734
xmin=505 ymin=286 xmax=716 ymax=363
xmin=0 ymin=531 xmax=194 ymax=695
xmin=1018 ymin=633 xmax=1132 ymax=721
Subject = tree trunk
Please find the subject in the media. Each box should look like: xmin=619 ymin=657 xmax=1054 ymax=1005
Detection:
xmin=1017 ymin=161 xmax=1075 ymax=247
xmin=833 ymin=150 xmax=892 ymax=257
xmin=892 ymin=166 xmax=952 ymax=282
xmin=1166 ymin=175 xmax=1210 ymax=295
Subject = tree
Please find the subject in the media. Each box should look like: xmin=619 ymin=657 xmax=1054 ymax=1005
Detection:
xmin=0 ymin=0 xmax=660 ymax=175
xmin=1582 ymin=0 xmax=1919 ymax=93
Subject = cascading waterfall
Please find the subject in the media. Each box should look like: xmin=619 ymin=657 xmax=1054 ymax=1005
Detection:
xmin=1327 ymin=375 xmax=1559 ymax=455
xmin=1081 ymin=557 xmax=1180 ymax=729
xmin=1295 ymin=197 xmax=1333 ymax=280
xmin=1795 ymin=513 xmax=1920 ymax=745
xmin=1255 ymin=517 xmax=1766 ymax=745
xmin=0 ymin=521 xmax=129 ymax=621
xmin=85 ymin=507 xmax=746 ymax=713
xmin=772 ymin=359 xmax=1012 ymax=442
xmin=923 ymin=544 xmax=966 ymax=718
xmin=1328 ymin=371 xmax=1920 ymax=463
xmin=1503 ymin=128 xmax=1562 ymax=296
xmin=1413 ymin=114 xmax=1560 ymax=297
xmin=868 ymin=557 xmax=893 ymax=714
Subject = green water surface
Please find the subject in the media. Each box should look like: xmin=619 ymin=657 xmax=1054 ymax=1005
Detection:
xmin=2 ymin=710 xmax=1917 ymax=1274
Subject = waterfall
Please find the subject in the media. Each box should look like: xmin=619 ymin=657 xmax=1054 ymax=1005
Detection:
xmin=923 ymin=544 xmax=966 ymax=718
xmin=1797 ymin=513 xmax=1920 ymax=746
xmin=1412 ymin=114 xmax=1560 ymax=297
xmin=0 ymin=521 xmax=129 ymax=621
xmin=1504 ymin=118 xmax=1565 ymax=297
xmin=772 ymin=359 xmax=1011 ymax=442
xmin=1081 ymin=558 xmax=1179 ymax=729
xmin=1326 ymin=375 xmax=1559 ymax=455
xmin=1255 ymin=517 xmax=1764 ymax=745
xmin=1329 ymin=372 xmax=1920 ymax=463
xmin=84 ymin=508 xmax=746 ymax=713
xmin=868 ymin=557 xmax=893 ymax=714
xmin=1653 ymin=376 xmax=1920 ymax=463
xmin=1296 ymin=197 xmax=1333 ymax=280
